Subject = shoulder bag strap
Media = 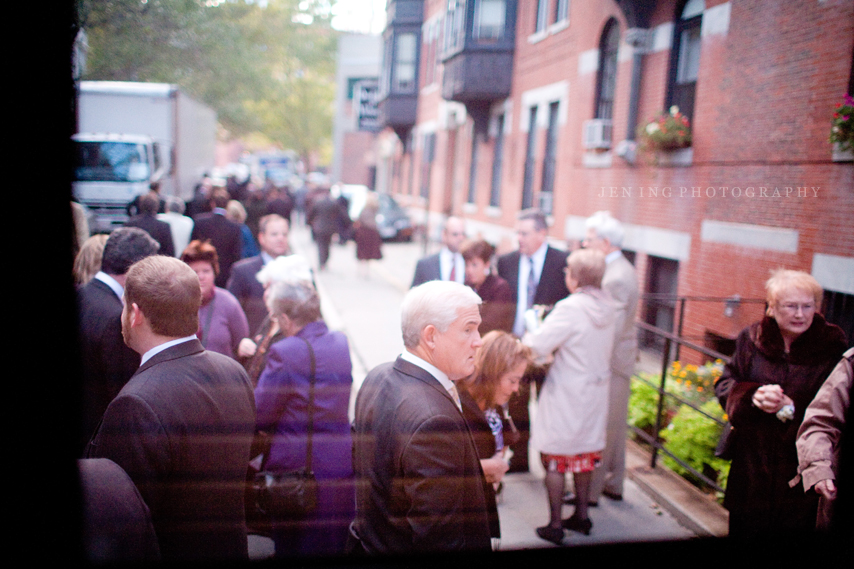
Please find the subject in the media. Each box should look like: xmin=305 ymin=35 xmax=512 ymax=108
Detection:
xmin=298 ymin=336 xmax=316 ymax=473
xmin=199 ymin=292 xmax=216 ymax=348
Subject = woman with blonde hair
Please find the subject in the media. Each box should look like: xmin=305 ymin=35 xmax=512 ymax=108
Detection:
xmin=226 ymin=199 xmax=260 ymax=258
xmin=73 ymin=234 xmax=109 ymax=286
xmin=715 ymin=269 xmax=847 ymax=538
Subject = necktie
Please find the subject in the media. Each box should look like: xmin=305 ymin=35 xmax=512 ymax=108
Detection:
xmin=449 ymin=260 xmax=456 ymax=282
xmin=526 ymin=258 xmax=537 ymax=309
xmin=447 ymin=383 xmax=462 ymax=411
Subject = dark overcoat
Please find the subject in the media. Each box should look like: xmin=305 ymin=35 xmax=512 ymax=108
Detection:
xmin=715 ymin=314 xmax=846 ymax=537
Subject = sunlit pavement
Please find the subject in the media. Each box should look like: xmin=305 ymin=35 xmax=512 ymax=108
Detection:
xmin=248 ymin=222 xmax=705 ymax=559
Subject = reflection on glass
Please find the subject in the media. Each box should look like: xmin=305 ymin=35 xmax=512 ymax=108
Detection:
xmin=394 ymin=33 xmax=418 ymax=92
xmin=74 ymin=141 xmax=150 ymax=182
xmin=475 ymin=0 xmax=505 ymax=41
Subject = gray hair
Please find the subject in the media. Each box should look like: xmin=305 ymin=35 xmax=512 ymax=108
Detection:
xmin=256 ymin=254 xmax=313 ymax=287
xmin=517 ymin=208 xmax=548 ymax=231
xmin=585 ymin=210 xmax=625 ymax=248
xmin=401 ymin=281 xmax=482 ymax=349
xmin=165 ymin=196 xmax=186 ymax=214
xmin=265 ymin=280 xmax=321 ymax=326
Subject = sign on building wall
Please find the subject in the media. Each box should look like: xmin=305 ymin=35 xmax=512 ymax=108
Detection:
xmin=354 ymin=78 xmax=380 ymax=132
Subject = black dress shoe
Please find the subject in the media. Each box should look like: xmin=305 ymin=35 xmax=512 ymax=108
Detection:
xmin=561 ymin=515 xmax=593 ymax=536
xmin=562 ymin=492 xmax=598 ymax=507
xmin=602 ymin=489 xmax=623 ymax=501
xmin=536 ymin=525 xmax=565 ymax=545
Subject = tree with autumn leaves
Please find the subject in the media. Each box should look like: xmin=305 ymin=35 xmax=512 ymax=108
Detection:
xmin=78 ymin=0 xmax=337 ymax=169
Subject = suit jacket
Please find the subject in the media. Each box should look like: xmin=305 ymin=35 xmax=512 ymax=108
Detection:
xmin=78 ymin=458 xmax=160 ymax=562
xmin=190 ymin=211 xmax=243 ymax=288
xmin=352 ymin=356 xmax=493 ymax=554
xmin=86 ymin=339 xmax=256 ymax=561
xmin=308 ymin=197 xmax=346 ymax=237
xmin=124 ymin=214 xmax=175 ymax=257
xmin=602 ymin=254 xmax=639 ymax=379
xmin=496 ymin=246 xmax=570 ymax=309
xmin=411 ymin=253 xmax=441 ymax=288
xmin=226 ymin=255 xmax=266 ymax=336
xmin=77 ymin=278 xmax=141 ymax=450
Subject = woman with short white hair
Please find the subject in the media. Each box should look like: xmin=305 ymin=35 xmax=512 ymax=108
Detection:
xmin=715 ymin=269 xmax=846 ymax=538
xmin=254 ymin=279 xmax=355 ymax=557
xmin=238 ymin=254 xmax=314 ymax=384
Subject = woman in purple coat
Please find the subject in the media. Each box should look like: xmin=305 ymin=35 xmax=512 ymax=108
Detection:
xmin=254 ymin=280 xmax=355 ymax=557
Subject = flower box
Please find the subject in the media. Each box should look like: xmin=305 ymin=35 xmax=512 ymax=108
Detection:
xmin=656 ymin=147 xmax=693 ymax=167
xmin=830 ymin=94 xmax=853 ymax=161
xmin=638 ymin=106 xmax=692 ymax=164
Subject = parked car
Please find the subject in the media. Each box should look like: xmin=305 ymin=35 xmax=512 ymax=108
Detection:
xmin=334 ymin=185 xmax=413 ymax=242
xmin=374 ymin=193 xmax=413 ymax=241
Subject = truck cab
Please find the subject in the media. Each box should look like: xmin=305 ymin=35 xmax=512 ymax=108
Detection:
xmin=73 ymin=133 xmax=169 ymax=233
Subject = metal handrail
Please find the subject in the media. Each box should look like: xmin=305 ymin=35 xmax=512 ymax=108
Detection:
xmin=629 ymin=316 xmax=742 ymax=495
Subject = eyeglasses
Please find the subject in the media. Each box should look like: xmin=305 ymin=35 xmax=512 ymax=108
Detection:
xmin=777 ymin=303 xmax=816 ymax=314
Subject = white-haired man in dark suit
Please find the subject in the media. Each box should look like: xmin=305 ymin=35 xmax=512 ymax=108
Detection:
xmin=350 ymin=280 xmax=494 ymax=554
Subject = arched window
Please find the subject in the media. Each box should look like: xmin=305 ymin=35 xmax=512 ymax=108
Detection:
xmin=595 ymin=19 xmax=620 ymax=121
xmin=667 ymin=0 xmax=703 ymax=122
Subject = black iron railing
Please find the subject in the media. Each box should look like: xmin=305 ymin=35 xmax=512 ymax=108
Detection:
xmin=630 ymin=295 xmax=765 ymax=494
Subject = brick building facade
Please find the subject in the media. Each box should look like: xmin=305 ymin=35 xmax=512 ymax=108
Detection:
xmin=374 ymin=0 xmax=854 ymax=353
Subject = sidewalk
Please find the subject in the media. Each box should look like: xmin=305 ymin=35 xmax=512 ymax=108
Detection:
xmin=282 ymin=222 xmax=727 ymax=551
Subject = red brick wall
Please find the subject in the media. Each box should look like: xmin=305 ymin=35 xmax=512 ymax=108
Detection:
xmin=384 ymin=0 xmax=854 ymax=344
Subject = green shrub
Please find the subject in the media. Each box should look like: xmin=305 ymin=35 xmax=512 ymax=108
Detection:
xmin=660 ymin=399 xmax=729 ymax=494
xmin=628 ymin=373 xmax=679 ymax=434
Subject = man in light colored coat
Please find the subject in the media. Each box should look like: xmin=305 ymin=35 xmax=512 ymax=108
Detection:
xmin=584 ymin=211 xmax=639 ymax=503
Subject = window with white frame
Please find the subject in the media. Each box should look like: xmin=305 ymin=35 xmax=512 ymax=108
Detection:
xmin=554 ymin=0 xmax=568 ymax=24
xmin=535 ymin=0 xmax=548 ymax=34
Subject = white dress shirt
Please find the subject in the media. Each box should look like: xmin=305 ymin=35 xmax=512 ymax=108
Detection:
xmin=513 ymin=242 xmax=549 ymax=337
xmin=94 ymin=271 xmax=124 ymax=301
xmin=400 ymin=350 xmax=462 ymax=411
xmin=140 ymin=335 xmax=198 ymax=367
xmin=439 ymin=247 xmax=465 ymax=284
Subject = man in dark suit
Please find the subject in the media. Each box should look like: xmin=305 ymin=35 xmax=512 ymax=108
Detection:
xmin=190 ymin=187 xmax=243 ymax=287
xmin=410 ymin=216 xmax=466 ymax=288
xmin=86 ymin=255 xmax=256 ymax=561
xmin=227 ymin=214 xmax=290 ymax=336
xmin=307 ymin=188 xmax=347 ymax=270
xmin=351 ymin=280 xmax=494 ymax=554
xmin=77 ymin=227 xmax=160 ymax=451
xmin=124 ymin=191 xmax=175 ymax=257
xmin=497 ymin=208 xmax=570 ymax=472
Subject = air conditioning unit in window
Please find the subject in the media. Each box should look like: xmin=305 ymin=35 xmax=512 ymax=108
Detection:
xmin=583 ymin=119 xmax=613 ymax=150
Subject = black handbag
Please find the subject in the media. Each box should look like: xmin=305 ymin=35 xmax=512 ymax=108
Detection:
xmin=714 ymin=421 xmax=735 ymax=460
xmin=251 ymin=337 xmax=319 ymax=518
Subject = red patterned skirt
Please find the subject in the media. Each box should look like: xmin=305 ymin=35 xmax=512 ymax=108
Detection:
xmin=540 ymin=451 xmax=602 ymax=474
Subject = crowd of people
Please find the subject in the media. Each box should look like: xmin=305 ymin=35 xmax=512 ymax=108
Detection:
xmin=72 ymin=187 xmax=850 ymax=561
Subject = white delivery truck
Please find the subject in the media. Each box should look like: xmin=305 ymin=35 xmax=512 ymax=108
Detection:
xmin=73 ymin=81 xmax=217 ymax=233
